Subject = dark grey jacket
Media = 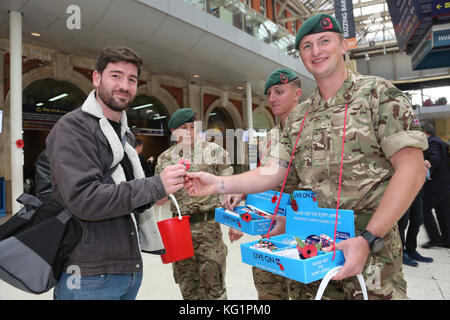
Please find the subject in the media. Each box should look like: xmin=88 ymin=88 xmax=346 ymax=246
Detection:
xmin=46 ymin=90 xmax=166 ymax=276
xmin=34 ymin=149 xmax=51 ymax=196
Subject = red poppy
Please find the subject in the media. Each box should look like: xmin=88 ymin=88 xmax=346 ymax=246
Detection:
xmin=291 ymin=199 xmax=298 ymax=211
xmin=298 ymin=244 xmax=318 ymax=259
xmin=278 ymin=263 xmax=284 ymax=271
xmin=15 ymin=139 xmax=24 ymax=149
xmin=290 ymin=194 xmax=298 ymax=211
xmin=271 ymin=195 xmax=278 ymax=203
xmin=178 ymin=158 xmax=191 ymax=170
xmin=296 ymin=236 xmax=318 ymax=259
xmin=241 ymin=212 xmax=252 ymax=222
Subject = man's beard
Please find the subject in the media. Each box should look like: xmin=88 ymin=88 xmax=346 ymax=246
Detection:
xmin=97 ymin=84 xmax=133 ymax=112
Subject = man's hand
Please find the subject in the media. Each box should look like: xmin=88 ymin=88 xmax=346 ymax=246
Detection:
xmin=263 ymin=215 xmax=286 ymax=238
xmin=184 ymin=171 xmax=221 ymax=197
xmin=222 ymin=194 xmax=244 ymax=210
xmin=159 ymin=164 xmax=186 ymax=195
xmin=332 ymin=236 xmax=370 ymax=280
xmin=229 ymin=228 xmax=244 ymax=242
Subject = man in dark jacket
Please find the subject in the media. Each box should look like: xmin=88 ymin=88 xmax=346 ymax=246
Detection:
xmin=46 ymin=46 xmax=187 ymax=300
xmin=134 ymin=139 xmax=155 ymax=177
xmin=421 ymin=122 xmax=450 ymax=249
xmin=34 ymin=149 xmax=51 ymax=198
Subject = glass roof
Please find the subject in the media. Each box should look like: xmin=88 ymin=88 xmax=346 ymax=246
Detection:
xmin=288 ymin=0 xmax=396 ymax=51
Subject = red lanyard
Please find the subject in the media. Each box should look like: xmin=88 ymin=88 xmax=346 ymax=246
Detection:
xmin=332 ymin=103 xmax=349 ymax=259
xmin=265 ymin=103 xmax=349 ymax=262
xmin=257 ymin=138 xmax=272 ymax=168
xmin=265 ymin=107 xmax=310 ymax=238
xmin=240 ymin=138 xmax=273 ymax=201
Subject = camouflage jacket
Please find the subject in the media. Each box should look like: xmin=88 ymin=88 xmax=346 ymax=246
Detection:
xmin=261 ymin=124 xmax=300 ymax=194
xmin=270 ymin=69 xmax=428 ymax=216
xmin=155 ymin=141 xmax=233 ymax=215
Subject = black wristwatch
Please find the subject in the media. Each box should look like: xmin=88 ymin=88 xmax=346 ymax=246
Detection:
xmin=360 ymin=229 xmax=384 ymax=254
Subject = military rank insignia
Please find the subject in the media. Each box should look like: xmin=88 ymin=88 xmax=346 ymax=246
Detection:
xmin=385 ymin=87 xmax=405 ymax=99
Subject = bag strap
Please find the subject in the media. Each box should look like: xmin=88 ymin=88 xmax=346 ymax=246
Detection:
xmin=16 ymin=193 xmax=42 ymax=209
xmin=15 ymin=193 xmax=42 ymax=221
xmin=315 ymin=266 xmax=368 ymax=300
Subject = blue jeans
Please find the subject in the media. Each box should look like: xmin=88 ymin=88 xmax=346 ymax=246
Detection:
xmin=53 ymin=272 xmax=143 ymax=300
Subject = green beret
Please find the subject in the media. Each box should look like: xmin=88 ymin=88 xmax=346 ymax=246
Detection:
xmin=294 ymin=14 xmax=343 ymax=50
xmin=168 ymin=108 xmax=197 ymax=129
xmin=264 ymin=68 xmax=299 ymax=95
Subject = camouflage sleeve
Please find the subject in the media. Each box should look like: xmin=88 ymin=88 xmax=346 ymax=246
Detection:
xmin=154 ymin=159 xmax=162 ymax=175
xmin=259 ymin=130 xmax=271 ymax=167
xmin=216 ymin=148 xmax=234 ymax=176
xmin=371 ymin=81 xmax=428 ymax=159
xmin=259 ymin=127 xmax=280 ymax=166
xmin=268 ymin=122 xmax=292 ymax=168
xmin=154 ymin=150 xmax=169 ymax=175
xmin=202 ymin=142 xmax=233 ymax=176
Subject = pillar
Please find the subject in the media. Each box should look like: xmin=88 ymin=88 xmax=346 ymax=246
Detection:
xmin=9 ymin=10 xmax=23 ymax=213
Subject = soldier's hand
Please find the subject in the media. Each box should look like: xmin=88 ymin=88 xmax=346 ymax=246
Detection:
xmin=332 ymin=236 xmax=370 ymax=280
xmin=159 ymin=164 xmax=186 ymax=195
xmin=222 ymin=194 xmax=244 ymax=210
xmin=228 ymin=228 xmax=244 ymax=243
xmin=184 ymin=171 xmax=220 ymax=197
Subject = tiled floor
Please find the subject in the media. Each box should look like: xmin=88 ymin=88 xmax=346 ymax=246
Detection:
xmin=0 ymin=204 xmax=448 ymax=300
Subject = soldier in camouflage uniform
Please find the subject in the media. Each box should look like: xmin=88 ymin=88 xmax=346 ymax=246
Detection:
xmin=228 ymin=68 xmax=302 ymax=300
xmin=280 ymin=13 xmax=428 ymax=300
xmin=185 ymin=14 xmax=428 ymax=300
xmin=155 ymin=108 xmax=235 ymax=300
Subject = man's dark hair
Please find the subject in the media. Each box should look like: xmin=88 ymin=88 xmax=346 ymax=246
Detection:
xmin=96 ymin=46 xmax=143 ymax=77
xmin=421 ymin=121 xmax=435 ymax=136
xmin=134 ymin=138 xmax=143 ymax=148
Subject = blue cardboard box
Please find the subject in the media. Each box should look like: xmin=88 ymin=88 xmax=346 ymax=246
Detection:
xmin=240 ymin=190 xmax=355 ymax=284
xmin=214 ymin=190 xmax=291 ymax=235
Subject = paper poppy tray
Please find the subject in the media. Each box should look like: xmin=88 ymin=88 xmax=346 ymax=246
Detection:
xmin=240 ymin=190 xmax=355 ymax=284
xmin=215 ymin=190 xmax=291 ymax=235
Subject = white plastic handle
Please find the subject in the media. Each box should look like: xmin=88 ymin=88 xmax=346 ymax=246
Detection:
xmin=168 ymin=193 xmax=182 ymax=220
xmin=315 ymin=266 xmax=368 ymax=300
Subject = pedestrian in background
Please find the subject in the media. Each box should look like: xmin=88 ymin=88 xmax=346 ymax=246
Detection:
xmin=421 ymin=121 xmax=450 ymax=249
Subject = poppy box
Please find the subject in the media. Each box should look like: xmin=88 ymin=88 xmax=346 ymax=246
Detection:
xmin=240 ymin=190 xmax=355 ymax=284
xmin=214 ymin=190 xmax=291 ymax=235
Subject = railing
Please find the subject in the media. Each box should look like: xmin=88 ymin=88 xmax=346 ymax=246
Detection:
xmin=184 ymin=0 xmax=298 ymax=58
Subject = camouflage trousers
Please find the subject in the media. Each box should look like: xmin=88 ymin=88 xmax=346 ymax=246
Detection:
xmin=288 ymin=224 xmax=407 ymax=300
xmin=253 ymin=267 xmax=296 ymax=300
xmin=172 ymin=219 xmax=228 ymax=300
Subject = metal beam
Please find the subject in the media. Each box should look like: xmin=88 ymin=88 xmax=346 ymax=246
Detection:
xmin=312 ymin=0 xmax=329 ymax=15
xmin=276 ymin=0 xmax=289 ymax=20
